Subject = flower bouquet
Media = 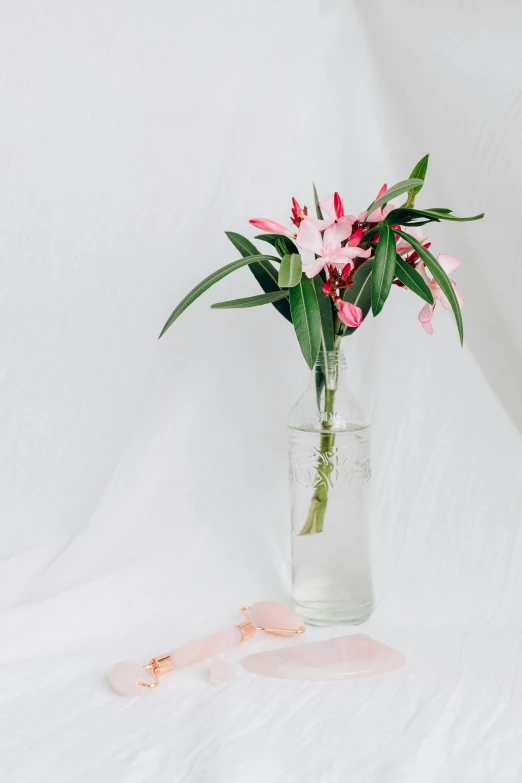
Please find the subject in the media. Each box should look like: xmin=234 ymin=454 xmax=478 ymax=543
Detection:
xmin=160 ymin=155 xmax=483 ymax=624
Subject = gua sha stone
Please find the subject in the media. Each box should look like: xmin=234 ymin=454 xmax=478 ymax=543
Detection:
xmin=242 ymin=634 xmax=405 ymax=681
xmin=109 ymin=601 xmax=305 ymax=696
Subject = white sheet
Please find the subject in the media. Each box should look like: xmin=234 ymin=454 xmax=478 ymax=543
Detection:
xmin=1 ymin=1 xmax=521 ymax=781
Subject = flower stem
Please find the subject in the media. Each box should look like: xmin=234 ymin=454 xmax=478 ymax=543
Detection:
xmin=299 ymin=337 xmax=342 ymax=536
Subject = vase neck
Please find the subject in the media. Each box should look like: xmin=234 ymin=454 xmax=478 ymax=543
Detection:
xmin=313 ymin=350 xmax=345 ymax=391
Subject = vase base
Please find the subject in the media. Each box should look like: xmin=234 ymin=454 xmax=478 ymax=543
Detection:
xmin=293 ymin=598 xmax=373 ymax=627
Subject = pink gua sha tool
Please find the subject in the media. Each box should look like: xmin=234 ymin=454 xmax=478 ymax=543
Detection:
xmin=109 ymin=601 xmax=305 ymax=696
xmin=242 ymin=634 xmax=405 ymax=681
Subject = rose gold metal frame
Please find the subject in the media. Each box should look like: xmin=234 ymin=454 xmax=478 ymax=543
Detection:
xmin=238 ymin=606 xmax=306 ymax=638
xmin=138 ymin=653 xmax=173 ymax=689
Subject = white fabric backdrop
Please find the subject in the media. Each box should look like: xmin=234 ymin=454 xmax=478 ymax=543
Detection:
xmin=1 ymin=1 xmax=521 ymax=781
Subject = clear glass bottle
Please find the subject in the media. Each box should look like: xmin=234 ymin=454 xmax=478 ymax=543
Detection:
xmin=288 ymin=349 xmax=373 ymax=626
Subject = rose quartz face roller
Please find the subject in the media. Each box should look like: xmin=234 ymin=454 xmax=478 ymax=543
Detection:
xmin=109 ymin=601 xmax=305 ymax=696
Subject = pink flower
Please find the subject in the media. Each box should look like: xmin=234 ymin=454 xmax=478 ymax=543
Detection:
xmin=295 ymin=218 xmax=371 ymax=279
xmin=417 ymin=254 xmax=464 ymax=335
xmin=308 ymin=191 xmax=355 ymax=231
xmin=337 ymin=300 xmax=363 ymax=328
xmin=249 ymin=218 xmax=296 ymax=238
xmin=358 ymin=184 xmax=396 ymax=224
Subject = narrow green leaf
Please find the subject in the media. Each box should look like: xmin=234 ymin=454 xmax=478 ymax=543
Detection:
xmin=417 ymin=208 xmax=484 ymax=223
xmin=255 ymin=234 xmax=299 ymax=255
xmin=394 ymin=254 xmax=434 ymax=304
xmin=278 ymin=254 xmax=302 ymax=288
xmin=225 ymin=231 xmax=292 ymax=323
xmin=342 ymin=260 xmax=373 ymax=336
xmin=275 ymin=237 xmax=288 ymax=259
xmin=365 ymin=178 xmax=424 ymax=219
xmin=211 ymin=291 xmax=289 ymax=309
xmin=371 ymin=224 xmax=397 ymax=316
xmin=225 ymin=231 xmax=258 ymax=257
xmin=289 ymin=277 xmax=322 ymax=369
xmin=385 ymin=207 xmax=484 ymax=225
xmin=383 ymin=208 xmax=440 ymax=226
xmin=313 ymin=183 xmax=324 ymax=220
xmin=405 ymin=154 xmax=429 ymax=207
xmin=313 ymin=276 xmax=335 ymax=350
xmin=395 ymin=229 xmax=464 ymax=344
xmin=159 ymin=254 xmax=280 ymax=337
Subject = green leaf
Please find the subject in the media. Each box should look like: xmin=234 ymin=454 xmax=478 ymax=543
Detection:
xmin=365 ymin=178 xmax=424 ymax=219
xmin=289 ymin=277 xmax=322 ymax=369
xmin=417 ymin=208 xmax=484 ymax=222
xmin=342 ymin=260 xmax=373 ymax=336
xmin=225 ymin=231 xmax=292 ymax=323
xmin=278 ymin=254 xmax=302 ymax=288
xmin=225 ymin=231 xmax=259 ymax=257
xmin=211 ymin=291 xmax=289 ymax=309
xmin=394 ymin=254 xmax=434 ymax=304
xmin=371 ymin=224 xmax=397 ymax=316
xmin=313 ymin=183 xmax=324 ymax=220
xmin=255 ymin=234 xmax=299 ymax=255
xmin=405 ymin=154 xmax=429 ymax=207
xmin=159 ymin=254 xmax=281 ymax=337
xmin=383 ymin=208 xmax=440 ymax=226
xmin=313 ymin=276 xmax=334 ymax=350
xmin=395 ymin=229 xmax=464 ymax=344
xmin=275 ymin=237 xmax=288 ymax=259
xmin=385 ymin=207 xmax=484 ymax=225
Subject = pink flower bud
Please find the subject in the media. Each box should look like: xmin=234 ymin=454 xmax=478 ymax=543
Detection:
xmin=334 ymin=192 xmax=344 ymax=219
xmin=337 ymin=300 xmax=363 ymax=328
xmin=249 ymin=218 xmax=294 ymax=238
xmin=348 ymin=226 xmax=364 ymax=247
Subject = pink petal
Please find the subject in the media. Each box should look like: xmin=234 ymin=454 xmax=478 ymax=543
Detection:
xmin=305 ymin=216 xmax=336 ymax=231
xmin=396 ymin=226 xmax=425 ymax=253
xmin=324 ymin=215 xmax=354 ymax=246
xmin=366 ymin=202 xmax=396 ymax=223
xmin=366 ymin=206 xmax=384 ymax=223
xmin=415 ymin=262 xmax=431 ymax=285
xmin=437 ymin=280 xmax=464 ymax=311
xmin=318 ymin=194 xmax=336 ymax=218
xmin=418 ymin=302 xmax=435 ymax=334
xmin=295 ymin=219 xmax=323 ymax=254
xmin=331 ymin=247 xmax=371 ymax=268
xmin=334 ymin=192 xmax=344 ymax=218
xmin=437 ymin=253 xmax=460 ymax=275
xmin=302 ymin=257 xmax=327 ymax=278
xmin=350 ymin=247 xmax=372 ymax=259
xmin=249 ymin=218 xmax=293 ymax=237
xmin=437 ymin=288 xmax=451 ymax=310
xmin=338 ymin=301 xmax=363 ymax=327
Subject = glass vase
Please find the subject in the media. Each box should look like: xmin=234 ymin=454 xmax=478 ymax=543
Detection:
xmin=288 ymin=349 xmax=373 ymax=626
